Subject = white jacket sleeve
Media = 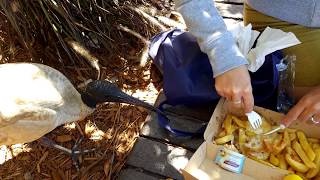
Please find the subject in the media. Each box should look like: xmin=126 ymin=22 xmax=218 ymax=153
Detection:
xmin=174 ymin=0 xmax=248 ymax=77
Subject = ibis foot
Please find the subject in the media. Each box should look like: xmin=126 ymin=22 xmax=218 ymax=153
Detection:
xmin=38 ymin=136 xmax=96 ymax=171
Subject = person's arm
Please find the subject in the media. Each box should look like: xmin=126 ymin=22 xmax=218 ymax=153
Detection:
xmin=175 ymin=0 xmax=247 ymax=76
xmin=175 ymin=0 xmax=254 ymax=112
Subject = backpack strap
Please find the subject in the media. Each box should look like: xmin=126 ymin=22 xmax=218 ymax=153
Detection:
xmin=156 ymin=100 xmax=207 ymax=137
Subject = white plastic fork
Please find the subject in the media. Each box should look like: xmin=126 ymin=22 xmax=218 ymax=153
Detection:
xmin=263 ymin=124 xmax=286 ymax=136
xmin=246 ymin=111 xmax=262 ymax=130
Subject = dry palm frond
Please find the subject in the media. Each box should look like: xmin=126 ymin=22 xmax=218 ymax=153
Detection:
xmin=0 ymin=0 xmax=165 ymax=83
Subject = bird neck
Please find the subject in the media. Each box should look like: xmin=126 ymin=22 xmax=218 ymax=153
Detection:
xmin=80 ymin=91 xmax=98 ymax=108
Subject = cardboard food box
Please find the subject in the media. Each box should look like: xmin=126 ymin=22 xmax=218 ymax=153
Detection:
xmin=182 ymin=99 xmax=320 ymax=180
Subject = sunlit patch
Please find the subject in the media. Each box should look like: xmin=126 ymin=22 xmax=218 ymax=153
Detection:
xmin=63 ymin=122 xmax=76 ymax=130
xmin=141 ymin=124 xmax=150 ymax=135
xmin=0 ymin=145 xmax=8 ymax=164
xmin=84 ymin=121 xmax=106 ymax=141
xmin=105 ymin=128 xmax=115 ymax=140
xmin=123 ymin=83 xmax=158 ymax=104
xmin=50 ymin=0 xmax=58 ymax=7
xmin=117 ymin=131 xmax=130 ymax=142
xmin=116 ymin=144 xmax=127 ymax=154
xmin=155 ymin=162 xmax=165 ymax=171
xmin=169 ymin=156 xmax=189 ymax=171
xmin=167 ymin=147 xmax=189 ymax=170
xmin=153 ymin=144 xmax=162 ymax=157
xmin=113 ymin=126 xmax=139 ymax=155
xmin=190 ymin=169 xmax=212 ymax=180
xmin=85 ymin=122 xmax=97 ymax=135
xmin=0 ymin=144 xmax=32 ymax=165
xmin=89 ymin=130 xmax=105 ymax=141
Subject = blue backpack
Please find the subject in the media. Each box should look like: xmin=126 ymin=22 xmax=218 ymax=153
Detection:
xmin=149 ymin=29 xmax=282 ymax=137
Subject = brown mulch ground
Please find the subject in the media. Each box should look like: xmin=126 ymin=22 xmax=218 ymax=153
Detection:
xmin=0 ymin=104 xmax=148 ymax=180
xmin=0 ymin=0 xmax=184 ymax=179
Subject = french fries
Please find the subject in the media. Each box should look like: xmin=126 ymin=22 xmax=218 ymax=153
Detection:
xmin=271 ymin=134 xmax=286 ymax=155
xmin=297 ymin=131 xmax=316 ymax=161
xmin=287 ymin=167 xmax=295 ymax=174
xmin=308 ymin=138 xmax=320 ymax=144
xmin=286 ymin=146 xmax=295 ymax=155
xmin=292 ymin=141 xmax=316 ymax=169
xmin=261 ymin=117 xmax=272 ymax=133
xmin=285 ymin=153 xmax=309 ymax=173
xmin=224 ymin=115 xmax=233 ymax=135
xmin=286 ymin=128 xmax=297 ymax=133
xmin=289 ymin=132 xmax=297 ymax=141
xmin=215 ymin=134 xmax=234 ymax=145
xmin=306 ymin=148 xmax=320 ymax=179
xmin=232 ymin=115 xmax=247 ymax=128
xmin=269 ymin=154 xmax=279 ymax=166
xmin=239 ymin=128 xmax=246 ymax=152
xmin=314 ymin=143 xmax=320 ymax=151
xmin=263 ymin=138 xmax=273 ymax=152
xmin=248 ymin=151 xmax=270 ymax=161
xmin=278 ymin=154 xmax=288 ymax=170
xmin=217 ymin=130 xmax=226 ymax=138
xmin=245 ymin=136 xmax=263 ymax=151
xmin=214 ymin=113 xmax=320 ymax=177
xmin=273 ymin=134 xmax=283 ymax=147
xmin=229 ymin=125 xmax=237 ymax=134
xmin=245 ymin=130 xmax=257 ymax=137
xmin=249 ymin=155 xmax=275 ymax=168
xmin=286 ymin=146 xmax=302 ymax=162
xmin=274 ymin=141 xmax=287 ymax=155
xmin=283 ymin=130 xmax=291 ymax=147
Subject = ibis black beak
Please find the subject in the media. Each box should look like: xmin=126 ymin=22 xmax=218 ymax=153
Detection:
xmin=82 ymin=80 xmax=165 ymax=115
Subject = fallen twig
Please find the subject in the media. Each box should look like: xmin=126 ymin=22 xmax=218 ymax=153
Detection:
xmin=117 ymin=24 xmax=149 ymax=45
xmin=127 ymin=6 xmax=166 ymax=31
xmin=37 ymin=151 xmax=49 ymax=173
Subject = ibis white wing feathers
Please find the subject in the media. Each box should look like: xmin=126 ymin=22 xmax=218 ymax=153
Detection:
xmin=0 ymin=63 xmax=93 ymax=145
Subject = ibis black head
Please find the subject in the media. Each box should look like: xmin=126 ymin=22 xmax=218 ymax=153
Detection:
xmin=80 ymin=80 xmax=161 ymax=113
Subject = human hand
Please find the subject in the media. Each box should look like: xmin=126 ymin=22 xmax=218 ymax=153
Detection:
xmin=215 ymin=65 xmax=254 ymax=113
xmin=282 ymin=86 xmax=320 ymax=127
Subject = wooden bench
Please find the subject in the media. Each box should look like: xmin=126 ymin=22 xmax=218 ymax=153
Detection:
xmin=118 ymin=1 xmax=244 ymax=179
